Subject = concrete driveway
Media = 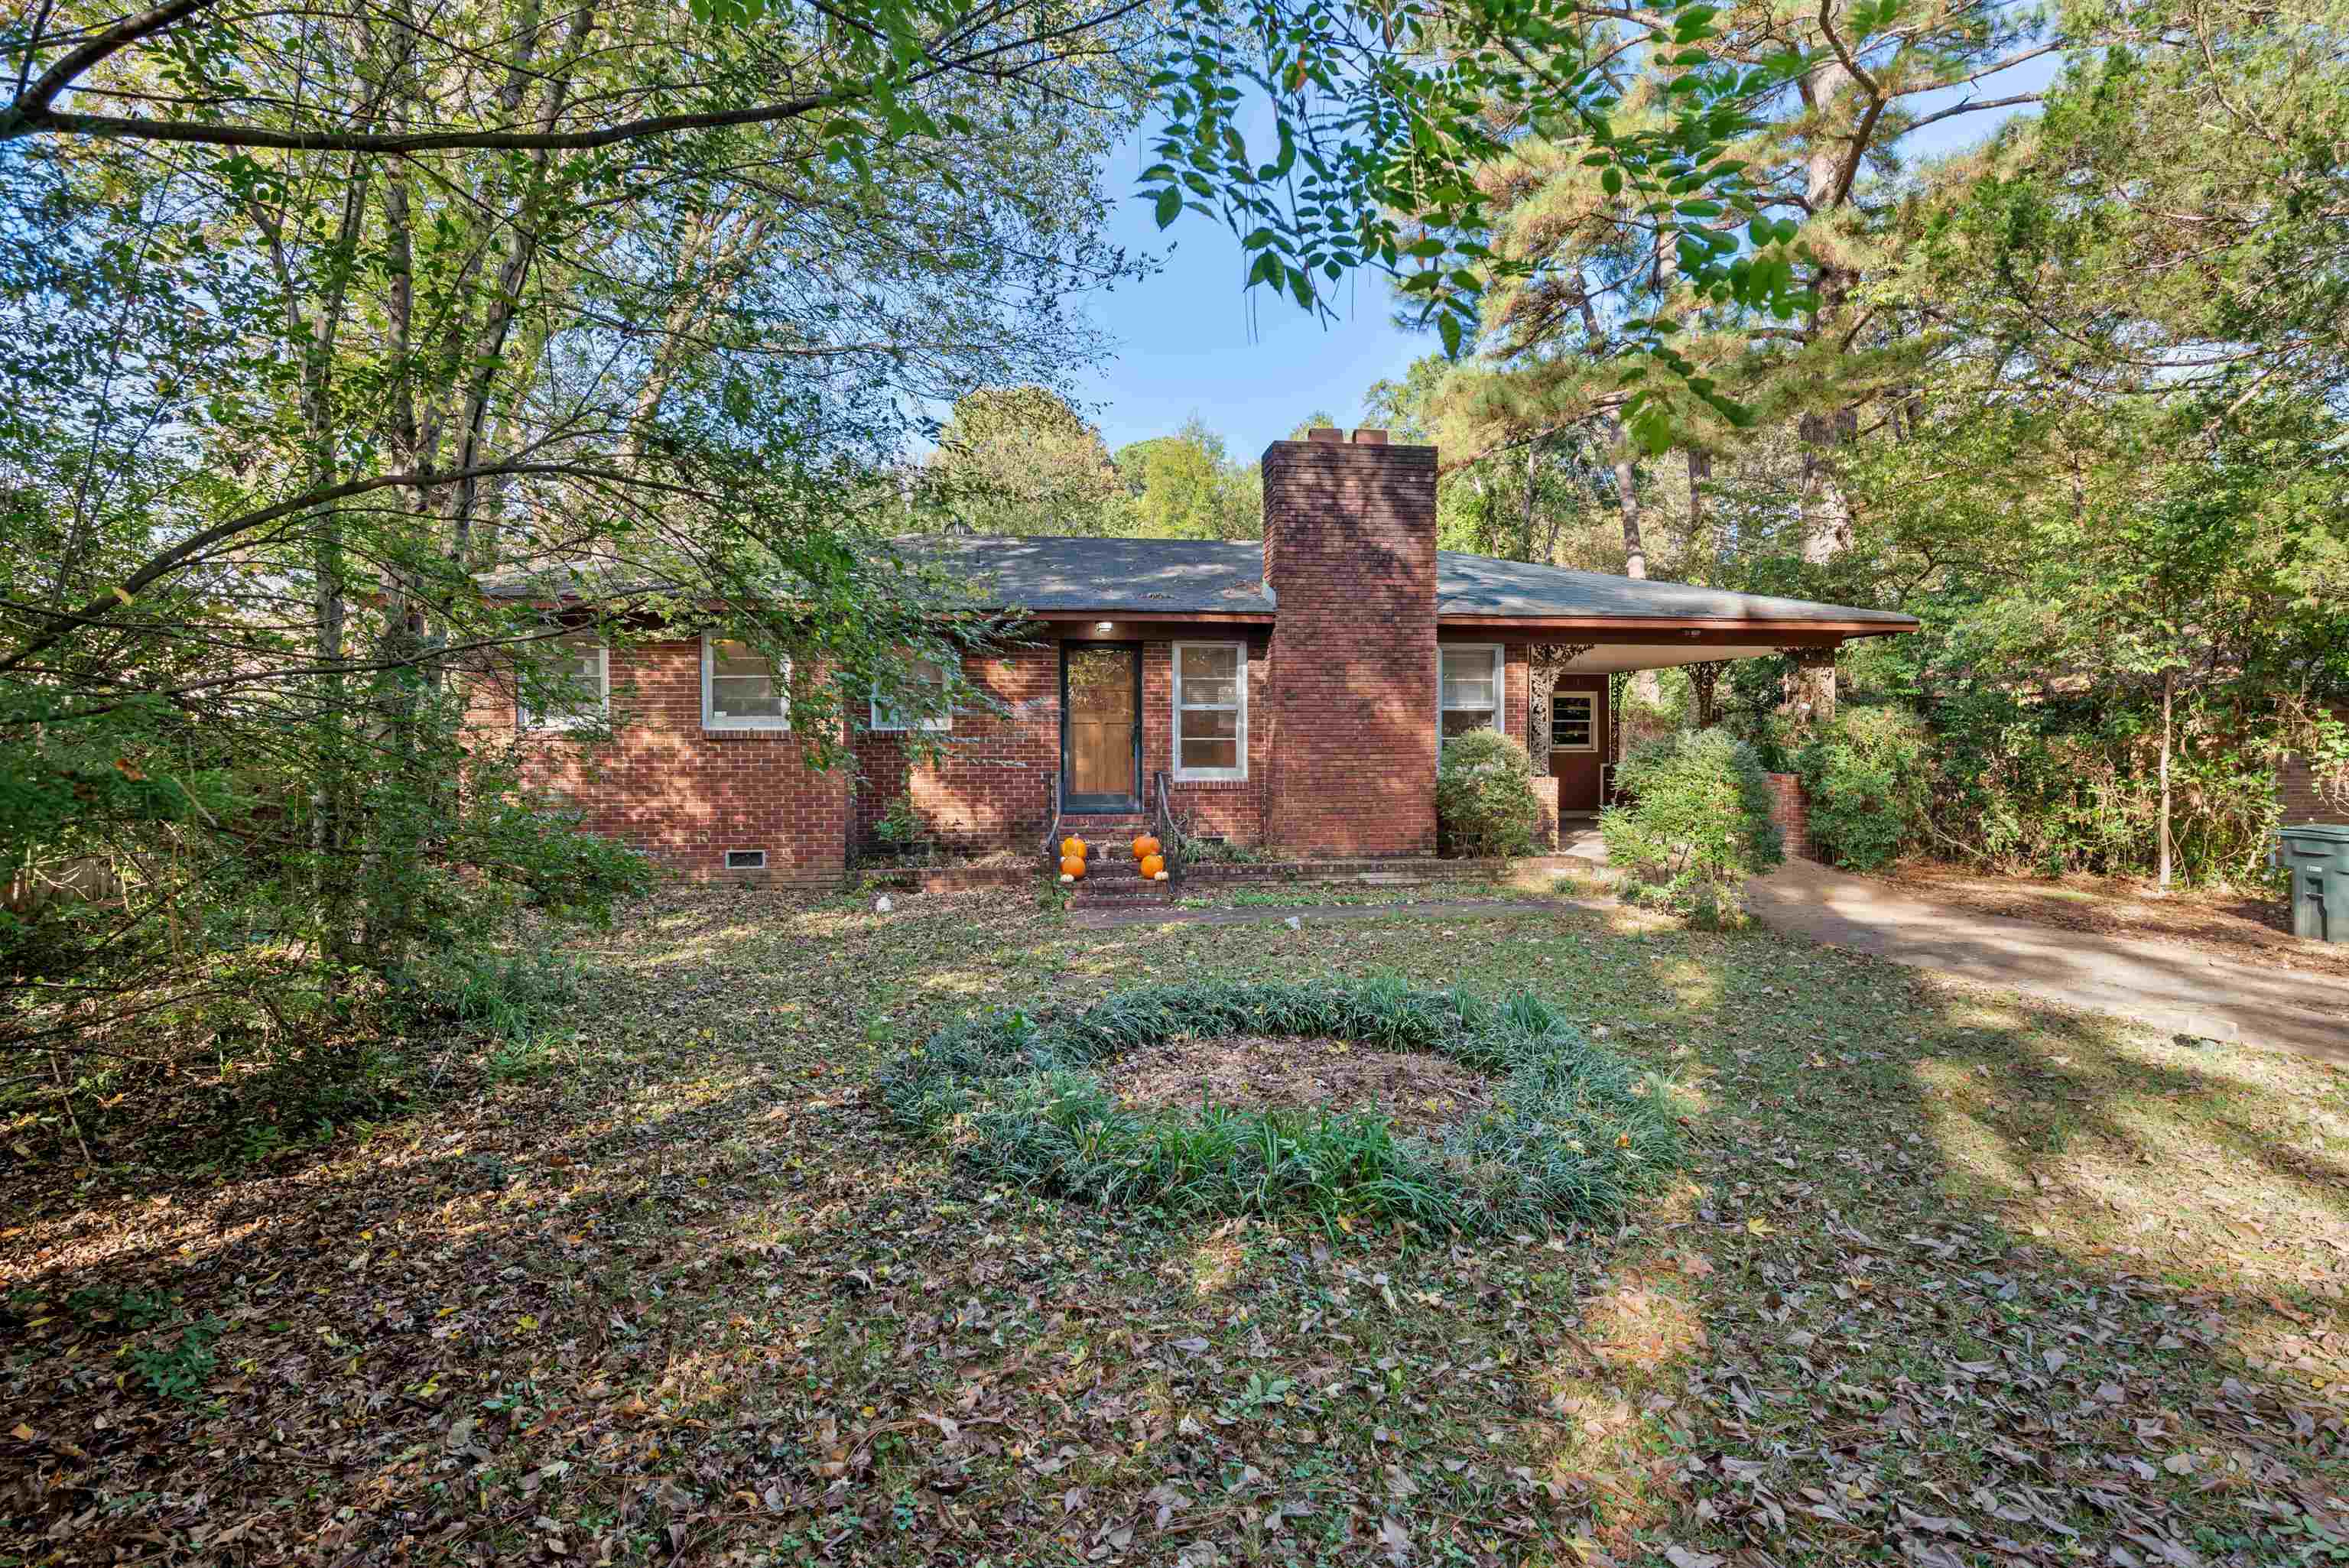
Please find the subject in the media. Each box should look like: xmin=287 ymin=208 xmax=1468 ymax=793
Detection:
xmin=1747 ymin=858 xmax=2349 ymax=1063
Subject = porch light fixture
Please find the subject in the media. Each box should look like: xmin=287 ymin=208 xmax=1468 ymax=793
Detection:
xmin=1095 ymin=621 xmax=1114 ymax=632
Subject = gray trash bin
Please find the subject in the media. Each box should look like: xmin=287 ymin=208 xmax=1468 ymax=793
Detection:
xmin=2275 ymin=823 xmax=2349 ymax=943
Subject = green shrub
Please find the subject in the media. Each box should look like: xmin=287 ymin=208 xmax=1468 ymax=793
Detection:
xmin=873 ymin=792 xmax=926 ymax=850
xmin=1600 ymin=729 xmax=1783 ymax=925
xmin=396 ymin=940 xmax=581 ymax=1042
xmin=132 ymin=1315 xmax=223 ymax=1403
xmin=880 ymin=979 xmax=1682 ymax=1235
xmin=1796 ymin=706 xmax=1932 ymax=871
xmin=1434 ymin=729 xmax=1543 ymax=858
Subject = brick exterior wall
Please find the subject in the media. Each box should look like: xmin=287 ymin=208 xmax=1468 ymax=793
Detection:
xmin=1145 ymin=633 xmax=1272 ymax=844
xmin=1260 ymin=434 xmax=1441 ymax=856
xmin=2281 ymin=756 xmax=2349 ymax=826
xmin=846 ymin=635 xmax=1276 ymax=854
xmin=1765 ymin=771 xmax=1812 ymax=862
xmin=851 ymin=645 xmax=1060 ymax=851
xmin=486 ymin=638 xmax=853 ymax=885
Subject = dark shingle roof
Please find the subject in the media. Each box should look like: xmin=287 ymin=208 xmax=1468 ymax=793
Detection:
xmin=903 ymin=535 xmax=1277 ymax=614
xmin=1432 ymin=551 xmax=1915 ymax=624
xmin=905 ymin=535 xmax=1913 ymax=626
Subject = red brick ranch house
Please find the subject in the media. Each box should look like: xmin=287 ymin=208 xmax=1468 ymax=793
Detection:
xmin=495 ymin=430 xmax=1916 ymax=884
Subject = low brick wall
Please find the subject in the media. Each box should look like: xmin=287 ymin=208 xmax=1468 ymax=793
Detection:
xmin=1184 ymin=857 xmax=1511 ymax=887
xmin=2281 ymin=754 xmax=2349 ymax=826
xmin=851 ymin=864 xmax=1037 ymax=894
xmin=1766 ymin=772 xmax=1813 ymax=861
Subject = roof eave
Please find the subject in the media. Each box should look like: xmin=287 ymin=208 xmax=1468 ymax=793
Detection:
xmin=1434 ymin=612 xmax=1918 ymax=639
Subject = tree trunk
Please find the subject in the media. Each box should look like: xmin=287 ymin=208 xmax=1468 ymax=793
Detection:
xmin=1783 ymin=646 xmax=1837 ymax=732
xmin=1688 ymin=660 xmax=1724 ymax=729
xmin=1613 ymin=447 xmax=1647 ymax=580
xmin=1686 ymin=449 xmax=1710 ymax=542
xmin=1799 ymin=408 xmax=1857 ymax=563
xmin=2156 ymin=666 xmax=2175 ymax=891
xmin=1572 ymin=291 xmax=1647 ymax=581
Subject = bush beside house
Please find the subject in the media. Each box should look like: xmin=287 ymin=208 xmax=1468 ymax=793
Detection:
xmin=1795 ymin=706 xmax=1933 ymax=871
xmin=1601 ymin=729 xmax=1785 ymax=925
xmin=1435 ymin=730 xmax=1544 ymax=858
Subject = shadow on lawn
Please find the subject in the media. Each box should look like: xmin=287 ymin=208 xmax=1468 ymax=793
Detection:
xmin=1510 ymin=927 xmax=2349 ymax=1563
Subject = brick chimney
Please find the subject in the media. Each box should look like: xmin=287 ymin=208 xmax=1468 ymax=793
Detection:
xmin=1259 ymin=428 xmax=1438 ymax=856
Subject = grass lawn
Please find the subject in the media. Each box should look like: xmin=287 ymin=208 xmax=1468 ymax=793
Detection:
xmin=8 ymin=887 xmax=2349 ymax=1566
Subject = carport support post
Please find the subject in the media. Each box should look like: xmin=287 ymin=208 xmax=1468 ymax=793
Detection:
xmin=1781 ymin=644 xmax=1838 ymax=732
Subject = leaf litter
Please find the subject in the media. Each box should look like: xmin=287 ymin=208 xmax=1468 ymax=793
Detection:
xmin=2 ymin=885 xmax=2347 ymax=1565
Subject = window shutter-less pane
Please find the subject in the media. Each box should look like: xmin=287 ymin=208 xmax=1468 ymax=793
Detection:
xmin=1185 ymin=708 xmax=1238 ymax=740
xmin=1551 ymin=693 xmax=1595 ymax=750
xmin=1179 ymin=644 xmax=1239 ymax=680
xmin=1173 ymin=643 xmax=1245 ymax=779
xmin=1440 ymin=650 xmax=1496 ymax=709
xmin=710 ymin=641 xmax=783 ymax=720
xmin=873 ymin=657 xmax=950 ymax=730
xmin=1181 ymin=738 xmax=1239 ymax=771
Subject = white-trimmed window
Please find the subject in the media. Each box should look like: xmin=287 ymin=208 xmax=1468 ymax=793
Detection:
xmin=1438 ymin=644 xmax=1506 ymax=748
xmin=702 ymin=635 xmax=789 ymax=730
xmin=1550 ymin=690 xmax=1597 ymax=752
xmin=870 ymin=657 xmax=952 ymax=732
xmin=1173 ymin=641 xmax=1246 ymax=780
xmin=519 ymin=631 xmax=607 ymax=732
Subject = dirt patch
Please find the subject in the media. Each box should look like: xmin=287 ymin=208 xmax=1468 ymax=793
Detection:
xmin=1100 ymin=1034 xmax=1493 ymax=1132
xmin=1880 ymin=861 xmax=2349 ymax=980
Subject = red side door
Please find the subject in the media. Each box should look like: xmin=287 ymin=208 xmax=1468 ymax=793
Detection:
xmin=1547 ymin=679 xmax=1607 ymax=813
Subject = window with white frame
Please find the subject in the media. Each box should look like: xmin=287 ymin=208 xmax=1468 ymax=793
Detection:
xmin=702 ymin=635 xmax=789 ymax=730
xmin=870 ymin=657 xmax=952 ymax=732
xmin=518 ymin=631 xmax=607 ymax=731
xmin=1550 ymin=690 xmax=1597 ymax=752
xmin=1172 ymin=642 xmax=1246 ymax=780
xmin=1438 ymin=644 xmax=1505 ymax=747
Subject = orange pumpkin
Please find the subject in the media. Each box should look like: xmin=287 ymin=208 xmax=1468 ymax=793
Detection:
xmin=1060 ymin=835 xmax=1088 ymax=861
xmin=1131 ymin=833 xmax=1162 ymax=861
xmin=1059 ymin=853 xmax=1087 ymax=878
xmin=1140 ymin=852 xmax=1165 ymax=879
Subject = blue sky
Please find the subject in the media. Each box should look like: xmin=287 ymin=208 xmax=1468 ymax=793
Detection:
xmin=1074 ymin=51 xmax=2064 ymax=457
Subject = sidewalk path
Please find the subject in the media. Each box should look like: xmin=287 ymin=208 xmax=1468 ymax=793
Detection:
xmin=1747 ymin=858 xmax=2348 ymax=1063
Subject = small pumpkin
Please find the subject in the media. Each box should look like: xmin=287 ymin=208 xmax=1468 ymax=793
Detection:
xmin=1060 ymin=853 xmax=1087 ymax=878
xmin=1060 ymin=834 xmax=1088 ymax=861
xmin=1140 ymin=852 xmax=1165 ymax=880
xmin=1059 ymin=872 xmax=1074 ymax=885
xmin=1131 ymin=833 xmax=1162 ymax=861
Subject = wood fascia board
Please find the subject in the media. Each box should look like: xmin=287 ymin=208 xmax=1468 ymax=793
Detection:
xmin=1435 ymin=615 xmax=1915 ymax=641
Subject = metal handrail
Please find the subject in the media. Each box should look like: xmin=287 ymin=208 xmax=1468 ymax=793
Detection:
xmin=1151 ymin=769 xmax=1180 ymax=892
xmin=1040 ymin=769 xmax=1061 ymax=865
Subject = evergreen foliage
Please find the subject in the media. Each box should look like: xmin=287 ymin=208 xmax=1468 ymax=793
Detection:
xmin=1601 ymin=730 xmax=1785 ymax=924
xmin=1795 ymin=707 xmax=1933 ymax=872
xmin=1434 ymin=729 xmax=1545 ymax=858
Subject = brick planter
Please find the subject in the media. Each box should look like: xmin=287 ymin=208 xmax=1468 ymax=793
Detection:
xmin=1765 ymin=772 xmax=1813 ymax=861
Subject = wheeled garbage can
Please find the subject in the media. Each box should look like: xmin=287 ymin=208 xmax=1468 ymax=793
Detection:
xmin=2275 ymin=823 xmax=2349 ymax=943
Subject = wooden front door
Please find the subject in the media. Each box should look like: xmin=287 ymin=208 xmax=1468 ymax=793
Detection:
xmin=1061 ymin=643 xmax=1142 ymax=812
xmin=1548 ymin=680 xmax=1607 ymax=813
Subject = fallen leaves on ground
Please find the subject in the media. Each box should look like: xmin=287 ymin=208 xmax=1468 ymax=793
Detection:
xmin=5 ymin=886 xmax=2349 ymax=1566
